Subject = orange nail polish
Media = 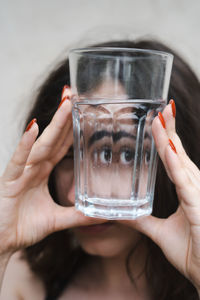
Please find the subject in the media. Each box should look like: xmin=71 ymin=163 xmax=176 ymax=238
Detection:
xmin=25 ymin=118 xmax=37 ymax=132
xmin=61 ymin=85 xmax=70 ymax=100
xmin=58 ymin=96 xmax=68 ymax=109
xmin=158 ymin=112 xmax=166 ymax=129
xmin=169 ymin=99 xmax=176 ymax=118
xmin=169 ymin=139 xmax=177 ymax=154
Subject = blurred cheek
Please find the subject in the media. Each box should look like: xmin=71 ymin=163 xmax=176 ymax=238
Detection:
xmin=54 ymin=159 xmax=75 ymax=206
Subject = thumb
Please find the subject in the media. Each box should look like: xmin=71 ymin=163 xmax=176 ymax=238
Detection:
xmin=51 ymin=204 xmax=106 ymax=233
xmin=118 ymin=215 xmax=165 ymax=247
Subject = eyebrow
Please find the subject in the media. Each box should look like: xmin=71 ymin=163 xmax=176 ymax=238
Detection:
xmin=88 ymin=130 xmax=136 ymax=148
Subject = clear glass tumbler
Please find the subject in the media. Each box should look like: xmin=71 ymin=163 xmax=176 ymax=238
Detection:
xmin=69 ymin=47 xmax=173 ymax=219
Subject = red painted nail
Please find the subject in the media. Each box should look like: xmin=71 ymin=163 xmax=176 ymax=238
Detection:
xmin=25 ymin=118 xmax=37 ymax=132
xmin=169 ymin=99 xmax=176 ymax=118
xmin=61 ymin=85 xmax=70 ymax=100
xmin=58 ymin=96 xmax=68 ymax=109
xmin=158 ymin=112 xmax=166 ymax=129
xmin=169 ymin=139 xmax=177 ymax=154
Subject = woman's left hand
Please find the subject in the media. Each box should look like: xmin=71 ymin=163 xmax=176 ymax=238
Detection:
xmin=119 ymin=100 xmax=200 ymax=293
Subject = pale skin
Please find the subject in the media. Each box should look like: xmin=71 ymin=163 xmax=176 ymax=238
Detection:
xmin=0 ymin=86 xmax=200 ymax=299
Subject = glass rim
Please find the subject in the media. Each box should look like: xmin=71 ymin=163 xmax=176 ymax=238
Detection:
xmin=69 ymin=47 xmax=174 ymax=60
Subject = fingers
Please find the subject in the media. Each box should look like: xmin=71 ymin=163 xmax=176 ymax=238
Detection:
xmin=3 ymin=121 xmax=39 ymax=181
xmin=51 ymin=205 xmax=106 ymax=232
xmin=165 ymin=144 xmax=200 ymax=208
xmin=27 ymin=87 xmax=73 ymax=165
xmin=160 ymin=102 xmax=200 ymax=178
xmin=152 ymin=114 xmax=173 ymax=179
xmin=153 ymin=100 xmax=200 ymax=207
xmin=39 ymin=99 xmax=72 ymax=159
xmin=52 ymin=123 xmax=73 ymax=165
xmin=3 ymin=85 xmax=73 ymax=181
xmin=61 ymin=84 xmax=72 ymax=100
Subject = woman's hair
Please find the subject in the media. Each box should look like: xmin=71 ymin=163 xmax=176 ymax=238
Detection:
xmin=23 ymin=40 xmax=200 ymax=299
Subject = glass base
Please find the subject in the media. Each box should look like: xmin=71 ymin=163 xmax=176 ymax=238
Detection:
xmin=75 ymin=197 xmax=153 ymax=220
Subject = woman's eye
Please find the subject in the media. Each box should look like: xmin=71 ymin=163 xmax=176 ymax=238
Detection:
xmin=120 ymin=149 xmax=134 ymax=165
xmin=99 ymin=148 xmax=112 ymax=164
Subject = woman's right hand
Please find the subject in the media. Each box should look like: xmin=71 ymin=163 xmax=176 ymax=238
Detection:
xmin=0 ymin=88 xmax=102 ymax=256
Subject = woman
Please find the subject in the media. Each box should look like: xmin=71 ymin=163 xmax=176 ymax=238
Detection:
xmin=0 ymin=40 xmax=200 ymax=300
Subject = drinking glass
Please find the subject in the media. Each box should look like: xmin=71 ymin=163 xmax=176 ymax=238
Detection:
xmin=69 ymin=47 xmax=173 ymax=219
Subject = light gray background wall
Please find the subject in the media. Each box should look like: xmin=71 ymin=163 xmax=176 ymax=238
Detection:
xmin=1 ymin=0 xmax=200 ymax=174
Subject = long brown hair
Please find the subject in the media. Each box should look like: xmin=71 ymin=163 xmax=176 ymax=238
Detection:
xmin=23 ymin=40 xmax=200 ymax=299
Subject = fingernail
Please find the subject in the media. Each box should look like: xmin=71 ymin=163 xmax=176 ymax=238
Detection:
xmin=58 ymin=96 xmax=68 ymax=109
xmin=169 ymin=139 xmax=177 ymax=154
xmin=158 ymin=112 xmax=166 ymax=129
xmin=61 ymin=85 xmax=70 ymax=100
xmin=169 ymin=99 xmax=176 ymax=118
xmin=25 ymin=118 xmax=37 ymax=132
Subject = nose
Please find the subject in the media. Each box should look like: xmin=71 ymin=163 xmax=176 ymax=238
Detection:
xmin=67 ymin=177 xmax=75 ymax=205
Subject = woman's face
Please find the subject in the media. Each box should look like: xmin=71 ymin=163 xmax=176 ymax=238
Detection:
xmin=54 ymin=146 xmax=141 ymax=259
xmin=54 ymin=81 xmax=143 ymax=258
